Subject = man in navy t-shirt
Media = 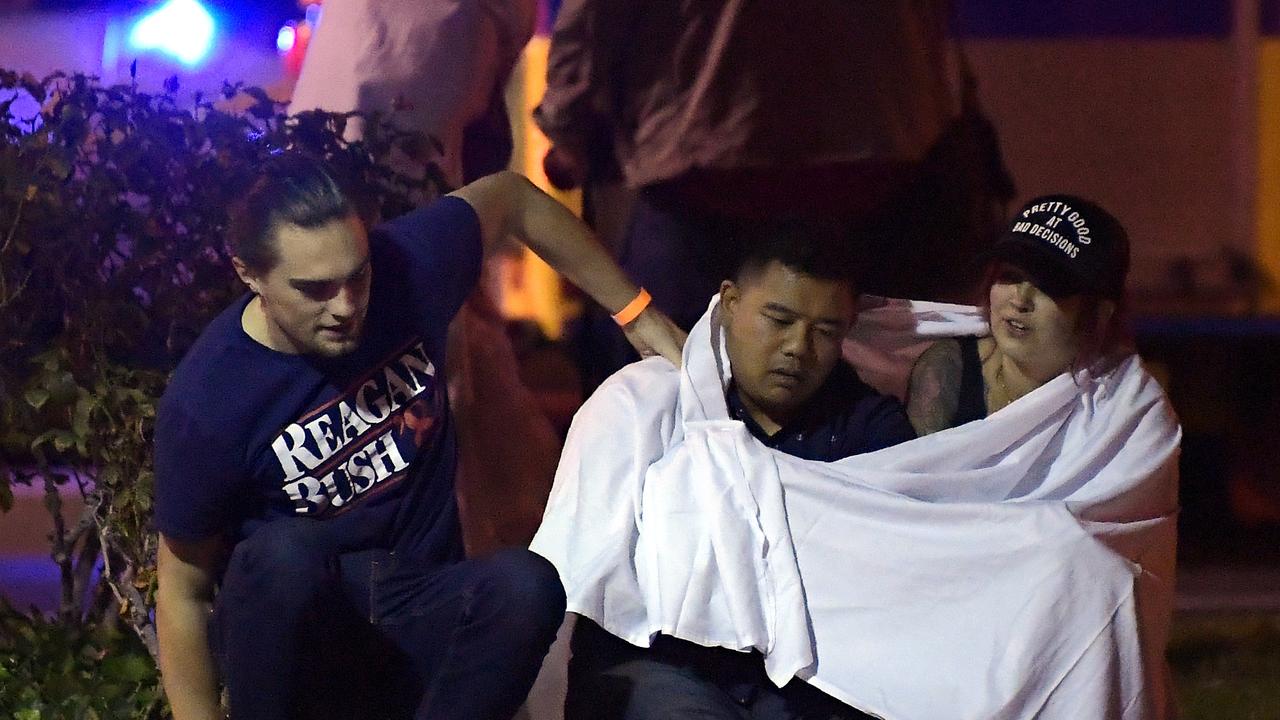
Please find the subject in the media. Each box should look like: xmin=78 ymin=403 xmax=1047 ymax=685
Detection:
xmin=153 ymin=153 xmax=684 ymax=720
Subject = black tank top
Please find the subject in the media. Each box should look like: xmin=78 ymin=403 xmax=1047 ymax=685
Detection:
xmin=953 ymin=336 xmax=988 ymax=427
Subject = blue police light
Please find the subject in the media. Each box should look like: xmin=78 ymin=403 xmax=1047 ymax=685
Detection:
xmin=276 ymin=24 xmax=296 ymax=54
xmin=128 ymin=0 xmax=216 ymax=67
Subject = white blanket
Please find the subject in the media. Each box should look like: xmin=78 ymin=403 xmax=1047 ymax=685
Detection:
xmin=531 ymin=297 xmax=1180 ymax=720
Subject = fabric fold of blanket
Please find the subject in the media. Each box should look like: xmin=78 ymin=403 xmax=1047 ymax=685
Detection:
xmin=532 ymin=297 xmax=1180 ymax=720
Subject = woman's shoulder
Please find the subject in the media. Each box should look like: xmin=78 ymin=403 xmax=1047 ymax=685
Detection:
xmin=906 ymin=339 xmax=966 ymax=436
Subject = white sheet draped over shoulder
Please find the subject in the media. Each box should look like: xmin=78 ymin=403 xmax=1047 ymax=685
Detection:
xmin=531 ymin=297 xmax=1180 ymax=720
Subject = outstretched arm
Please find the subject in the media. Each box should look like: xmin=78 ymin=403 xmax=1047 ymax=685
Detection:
xmin=449 ymin=171 xmax=685 ymax=365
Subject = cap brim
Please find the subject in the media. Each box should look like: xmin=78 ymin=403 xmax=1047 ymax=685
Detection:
xmin=986 ymin=239 xmax=1085 ymax=299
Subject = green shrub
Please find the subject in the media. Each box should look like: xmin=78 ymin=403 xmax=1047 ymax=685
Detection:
xmin=0 ymin=598 xmax=163 ymax=719
xmin=0 ymin=68 xmax=441 ymax=714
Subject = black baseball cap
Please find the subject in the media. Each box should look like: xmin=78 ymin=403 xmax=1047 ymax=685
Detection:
xmin=989 ymin=194 xmax=1130 ymax=299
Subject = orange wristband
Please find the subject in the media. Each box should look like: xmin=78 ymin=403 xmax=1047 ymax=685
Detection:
xmin=611 ymin=288 xmax=652 ymax=327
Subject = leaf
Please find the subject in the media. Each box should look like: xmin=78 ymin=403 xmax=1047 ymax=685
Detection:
xmin=30 ymin=429 xmax=77 ymax=454
xmin=18 ymin=71 xmax=40 ymax=94
xmin=98 ymin=464 xmax=121 ymax=488
xmin=101 ymin=653 xmax=152 ymax=683
xmin=72 ymin=393 xmax=94 ymax=439
xmin=1 ymin=431 xmax=31 ymax=455
xmin=24 ymin=387 xmax=50 ymax=410
xmin=29 ymin=429 xmax=59 ymax=451
xmin=36 ymin=350 xmax=61 ymax=372
xmin=40 ymin=151 xmax=72 ymax=181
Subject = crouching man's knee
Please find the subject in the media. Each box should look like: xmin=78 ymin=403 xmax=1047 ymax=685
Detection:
xmin=469 ymin=548 xmax=566 ymax=646
xmin=219 ymin=518 xmax=336 ymax=613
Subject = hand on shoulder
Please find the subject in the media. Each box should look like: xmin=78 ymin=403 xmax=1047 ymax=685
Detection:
xmin=621 ymin=306 xmax=687 ymax=368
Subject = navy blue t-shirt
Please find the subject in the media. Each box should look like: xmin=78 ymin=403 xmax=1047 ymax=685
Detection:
xmin=727 ymin=361 xmax=915 ymax=461
xmin=154 ymin=196 xmax=482 ymax=563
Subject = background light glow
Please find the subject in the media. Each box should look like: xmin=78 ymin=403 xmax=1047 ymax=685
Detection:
xmin=127 ymin=0 xmax=216 ymax=67
xmin=276 ymin=24 xmax=296 ymax=54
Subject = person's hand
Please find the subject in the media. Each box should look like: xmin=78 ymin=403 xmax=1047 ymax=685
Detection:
xmin=622 ymin=307 xmax=687 ymax=367
xmin=543 ymin=144 xmax=589 ymax=190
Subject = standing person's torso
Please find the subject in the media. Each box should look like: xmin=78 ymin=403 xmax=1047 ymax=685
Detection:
xmin=611 ymin=0 xmax=955 ymax=188
xmin=288 ymin=0 xmax=536 ymax=187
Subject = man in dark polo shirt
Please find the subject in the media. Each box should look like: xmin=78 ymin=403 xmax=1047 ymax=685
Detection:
xmin=562 ymin=220 xmax=916 ymax=720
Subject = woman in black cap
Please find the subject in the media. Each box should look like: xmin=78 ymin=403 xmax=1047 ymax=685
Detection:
xmin=906 ymin=194 xmax=1132 ymax=435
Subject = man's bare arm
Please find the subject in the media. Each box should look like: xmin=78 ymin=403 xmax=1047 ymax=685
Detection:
xmin=449 ymin=171 xmax=686 ymax=365
xmin=157 ymin=533 xmax=225 ymax=720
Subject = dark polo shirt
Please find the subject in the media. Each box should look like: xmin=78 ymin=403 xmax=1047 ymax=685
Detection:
xmin=727 ymin=361 xmax=916 ymax=461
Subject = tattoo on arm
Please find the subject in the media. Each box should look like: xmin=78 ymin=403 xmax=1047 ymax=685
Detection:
xmin=906 ymin=339 xmax=964 ymax=436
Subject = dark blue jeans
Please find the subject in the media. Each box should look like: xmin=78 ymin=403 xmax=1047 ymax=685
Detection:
xmin=211 ymin=518 xmax=565 ymax=720
xmin=566 ymin=618 xmax=875 ymax=720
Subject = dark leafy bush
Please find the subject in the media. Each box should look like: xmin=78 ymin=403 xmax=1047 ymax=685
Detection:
xmin=0 ymin=68 xmax=441 ymax=713
xmin=0 ymin=597 xmax=163 ymax=719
